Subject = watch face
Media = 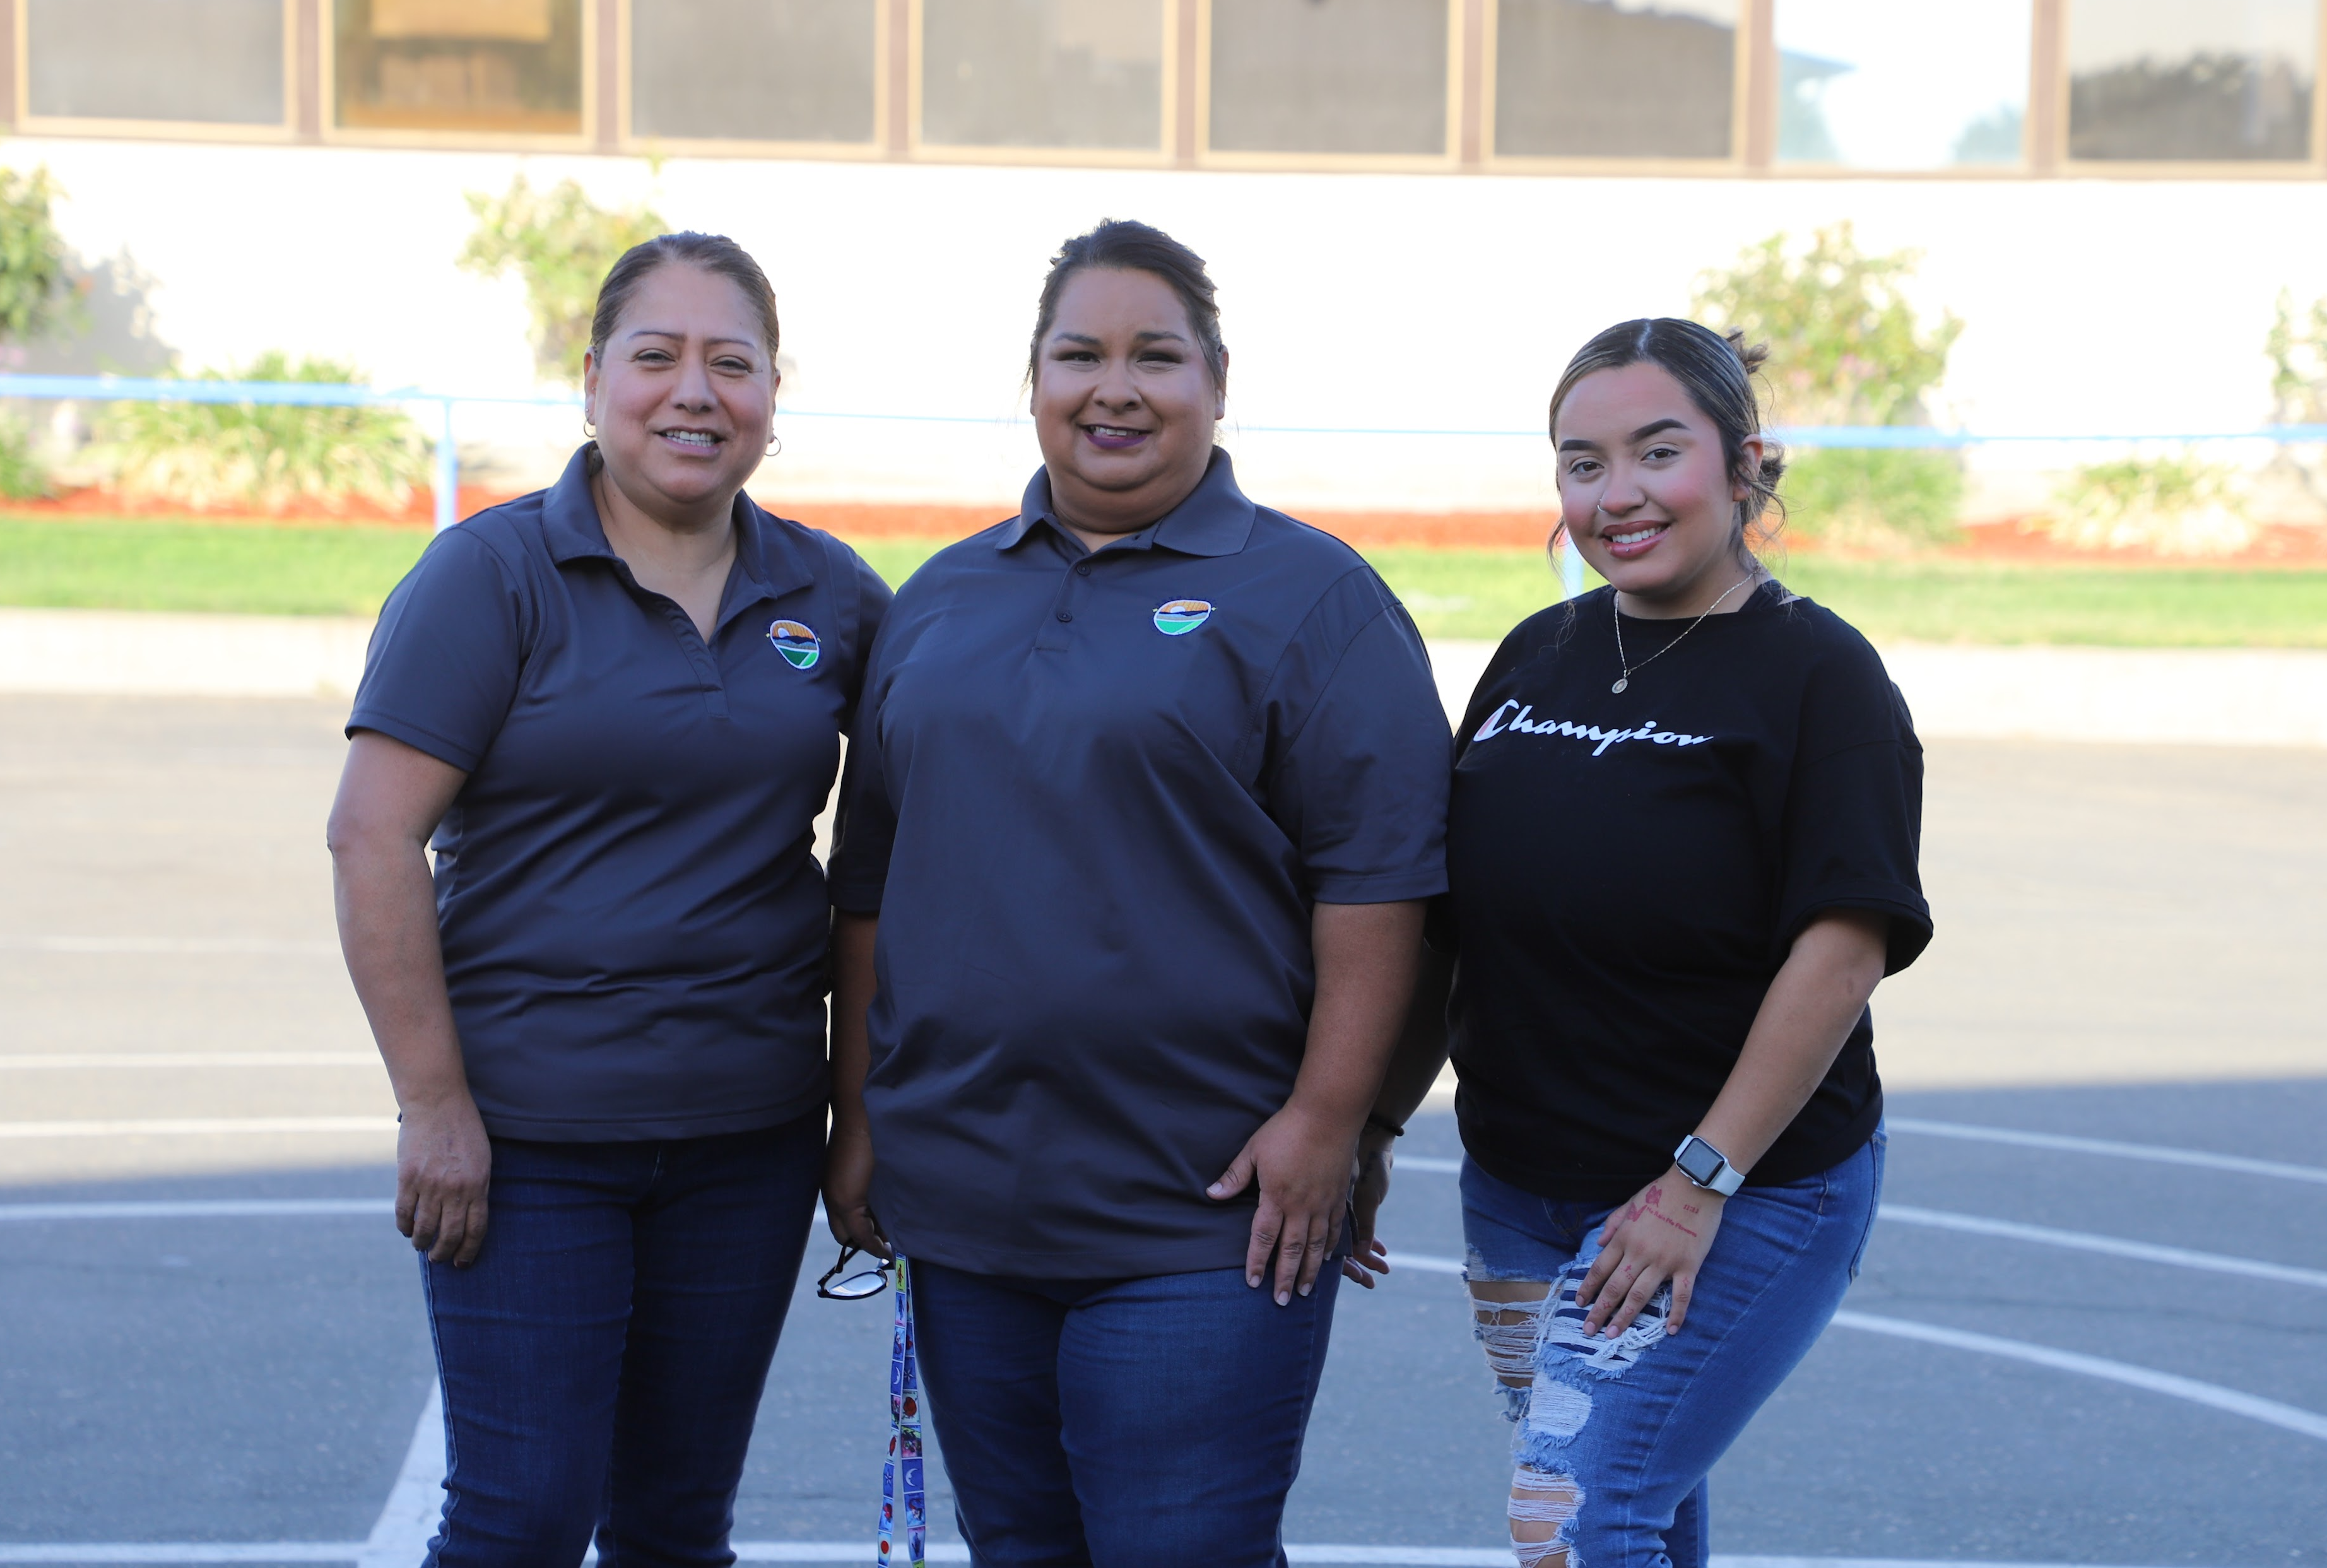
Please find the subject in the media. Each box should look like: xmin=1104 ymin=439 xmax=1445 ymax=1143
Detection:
xmin=1677 ymin=1139 xmax=1721 ymax=1185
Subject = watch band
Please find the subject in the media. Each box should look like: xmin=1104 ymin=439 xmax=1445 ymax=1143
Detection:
xmin=1673 ymin=1134 xmax=1745 ymax=1197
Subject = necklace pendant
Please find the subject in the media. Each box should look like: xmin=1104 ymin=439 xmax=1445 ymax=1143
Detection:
xmin=1610 ymin=676 xmax=1629 ymax=694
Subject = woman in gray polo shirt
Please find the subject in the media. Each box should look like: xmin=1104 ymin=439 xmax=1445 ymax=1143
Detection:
xmin=327 ymin=233 xmax=888 ymax=1564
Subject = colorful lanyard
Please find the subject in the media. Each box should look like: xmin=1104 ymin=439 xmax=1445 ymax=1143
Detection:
xmin=876 ymin=1255 xmax=926 ymax=1568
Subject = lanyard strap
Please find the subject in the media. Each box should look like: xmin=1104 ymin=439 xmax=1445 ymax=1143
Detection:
xmin=876 ymin=1255 xmax=926 ymax=1568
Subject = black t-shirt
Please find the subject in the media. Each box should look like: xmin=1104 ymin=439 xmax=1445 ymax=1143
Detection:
xmin=1445 ymin=581 xmax=1932 ymax=1201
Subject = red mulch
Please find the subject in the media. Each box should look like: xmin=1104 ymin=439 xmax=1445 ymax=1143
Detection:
xmin=9 ymin=487 xmax=2324 ymax=567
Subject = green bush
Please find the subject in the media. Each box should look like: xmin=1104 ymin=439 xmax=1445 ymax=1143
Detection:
xmin=0 ymin=164 xmax=77 ymax=346
xmin=2051 ymin=455 xmax=2254 ymax=557
xmin=93 ymin=353 xmax=430 ymax=514
xmin=461 ymin=175 xmax=666 ymax=385
xmin=0 ymin=413 xmax=48 ymax=499
xmin=1780 ymin=447 xmax=1964 ymax=549
xmin=1693 ymin=223 xmax=1966 ymax=548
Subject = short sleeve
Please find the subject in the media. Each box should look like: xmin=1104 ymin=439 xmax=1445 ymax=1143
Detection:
xmin=1267 ymin=595 xmax=1452 ymax=904
xmin=1775 ymin=638 xmax=1933 ymax=974
xmin=346 ymin=528 xmax=526 ymax=773
xmin=826 ymin=645 xmax=897 ymax=914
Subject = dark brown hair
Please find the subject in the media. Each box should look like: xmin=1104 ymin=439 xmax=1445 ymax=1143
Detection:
xmin=1027 ymin=218 xmax=1227 ymax=392
xmin=589 ymin=232 xmax=781 ymax=366
xmin=1548 ymin=317 xmax=1785 ymax=545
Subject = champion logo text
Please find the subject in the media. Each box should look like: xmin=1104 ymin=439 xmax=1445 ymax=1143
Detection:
xmin=1471 ymin=699 xmax=1712 ymax=757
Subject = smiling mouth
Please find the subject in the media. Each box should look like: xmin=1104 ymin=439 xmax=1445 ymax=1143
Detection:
xmin=1083 ymin=423 xmax=1150 ymax=446
xmin=1605 ymin=522 xmax=1670 ymax=549
xmin=657 ymin=428 xmax=724 ymax=450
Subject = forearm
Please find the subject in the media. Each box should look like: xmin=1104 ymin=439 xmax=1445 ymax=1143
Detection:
xmin=1367 ymin=938 xmax=1453 ymax=1131
xmin=1287 ymin=899 xmax=1428 ymax=1132
xmin=828 ymin=911 xmax=879 ymax=1131
xmin=332 ymin=834 xmax=469 ymax=1113
xmin=1694 ymin=909 xmax=1888 ymax=1175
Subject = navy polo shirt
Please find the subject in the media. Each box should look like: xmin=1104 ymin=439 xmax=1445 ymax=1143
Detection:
xmin=829 ymin=451 xmax=1450 ymax=1276
xmin=348 ymin=445 xmax=891 ymax=1141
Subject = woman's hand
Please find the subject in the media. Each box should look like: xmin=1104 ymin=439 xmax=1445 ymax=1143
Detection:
xmin=1209 ymin=1102 xmax=1357 ymax=1306
xmin=823 ymin=1116 xmax=890 ymax=1258
xmin=396 ymin=1091 xmax=492 ymax=1268
xmin=1577 ymin=1167 xmax=1724 ymax=1337
xmin=1340 ymin=1125 xmax=1399 ymax=1287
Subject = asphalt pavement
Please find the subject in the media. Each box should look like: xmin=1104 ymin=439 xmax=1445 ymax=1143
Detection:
xmin=1 ymin=693 xmax=2322 ymax=1565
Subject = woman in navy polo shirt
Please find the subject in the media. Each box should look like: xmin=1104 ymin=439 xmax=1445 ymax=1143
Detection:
xmin=824 ymin=220 xmax=1451 ymax=1564
xmin=327 ymin=233 xmax=888 ymax=1563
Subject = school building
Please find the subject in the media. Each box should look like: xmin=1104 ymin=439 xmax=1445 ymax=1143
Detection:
xmin=1 ymin=1 xmax=2322 ymax=515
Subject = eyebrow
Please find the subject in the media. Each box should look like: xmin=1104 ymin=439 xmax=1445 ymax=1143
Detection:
xmin=623 ymin=327 xmax=758 ymax=350
xmin=1557 ymin=416 xmax=1690 ymax=452
xmin=1049 ymin=329 xmax=1191 ymax=347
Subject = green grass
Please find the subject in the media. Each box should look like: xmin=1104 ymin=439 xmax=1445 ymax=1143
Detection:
xmin=0 ymin=517 xmax=430 ymax=618
xmin=4 ymin=519 xmax=2321 ymax=647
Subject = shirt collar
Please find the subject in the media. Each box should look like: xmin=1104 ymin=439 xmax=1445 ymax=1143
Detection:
xmin=995 ymin=448 xmax=1257 ymax=559
xmin=541 ymin=443 xmax=815 ymax=611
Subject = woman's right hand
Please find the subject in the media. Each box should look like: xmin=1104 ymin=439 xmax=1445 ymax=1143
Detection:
xmin=823 ymin=1117 xmax=890 ymax=1258
xmin=396 ymin=1092 xmax=492 ymax=1267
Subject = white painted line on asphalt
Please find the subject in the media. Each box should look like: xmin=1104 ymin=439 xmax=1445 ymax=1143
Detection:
xmin=1830 ymin=1311 xmax=2327 ymax=1442
xmin=1397 ymin=1155 xmax=1462 ymax=1174
xmin=0 ymin=1054 xmax=377 ymax=1070
xmin=1887 ymin=1118 xmax=2327 ymax=1186
xmin=1387 ymin=1251 xmax=1466 ymax=1275
xmin=0 ymin=1549 xmax=363 ymax=1563
xmin=1879 ymin=1204 xmax=2327 ymax=1289
xmin=0 ymin=1118 xmax=396 ymax=1140
xmin=0 ymin=1549 xmax=2237 ymax=1567
xmin=0 ymin=1200 xmax=391 ymax=1222
xmin=355 ymin=1384 xmax=442 ymax=1568
xmin=0 ymin=937 xmax=339 ymax=957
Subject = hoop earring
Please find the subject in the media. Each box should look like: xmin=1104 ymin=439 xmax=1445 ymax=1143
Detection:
xmin=582 ymin=416 xmax=596 ymax=440
xmin=765 ymin=431 xmax=782 ymax=458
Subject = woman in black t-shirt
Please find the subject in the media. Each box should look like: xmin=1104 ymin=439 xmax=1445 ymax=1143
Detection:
xmin=1349 ymin=319 xmax=1931 ymax=1568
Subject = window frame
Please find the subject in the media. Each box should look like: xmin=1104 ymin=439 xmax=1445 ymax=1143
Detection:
xmin=616 ymin=0 xmax=889 ymax=160
xmin=905 ymin=0 xmax=1177 ymax=166
xmin=2051 ymin=0 xmax=2327 ymax=180
xmin=15 ymin=0 xmax=300 ymax=143
xmin=1194 ymin=0 xmax=1463 ymax=172
xmin=1478 ymin=0 xmax=1750 ymax=174
xmin=321 ymin=0 xmax=599 ymax=150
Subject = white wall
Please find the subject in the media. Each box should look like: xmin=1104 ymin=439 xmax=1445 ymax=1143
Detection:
xmin=9 ymin=135 xmax=2324 ymax=515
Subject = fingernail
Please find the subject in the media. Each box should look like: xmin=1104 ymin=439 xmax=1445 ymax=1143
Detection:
xmin=1276 ymin=1291 xmax=1290 ymax=1306
xmin=1247 ymin=1273 xmax=1260 ymax=1287
xmin=1299 ymin=1283 xmax=1312 ymax=1297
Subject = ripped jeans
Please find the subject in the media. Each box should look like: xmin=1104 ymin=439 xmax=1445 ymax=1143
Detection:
xmin=1459 ymin=1129 xmax=1883 ymax=1568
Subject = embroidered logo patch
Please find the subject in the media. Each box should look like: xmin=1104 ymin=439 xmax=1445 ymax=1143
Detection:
xmin=1153 ymin=599 xmax=1212 ymax=636
xmin=767 ymin=619 xmax=821 ymax=669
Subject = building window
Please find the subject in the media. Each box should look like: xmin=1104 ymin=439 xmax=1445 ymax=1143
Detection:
xmin=334 ymin=0 xmax=584 ymax=136
xmin=919 ymin=0 xmax=1165 ymax=151
xmin=632 ymin=1 xmax=877 ymax=145
xmin=1493 ymin=1 xmax=1735 ymax=160
xmin=27 ymin=0 xmax=286 ymax=126
xmin=1776 ymin=0 xmax=2030 ymax=168
xmin=1208 ymin=0 xmax=1451 ymax=157
xmin=2068 ymin=0 xmax=2317 ymax=161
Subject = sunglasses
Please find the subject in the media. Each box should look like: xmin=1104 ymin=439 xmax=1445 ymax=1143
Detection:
xmin=815 ymin=1243 xmax=893 ymax=1301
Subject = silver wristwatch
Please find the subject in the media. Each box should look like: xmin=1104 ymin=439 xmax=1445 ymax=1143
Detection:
xmin=1673 ymin=1134 xmax=1745 ymax=1197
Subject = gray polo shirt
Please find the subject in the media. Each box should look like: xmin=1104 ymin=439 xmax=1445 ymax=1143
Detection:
xmin=350 ymin=445 xmax=890 ymax=1141
xmin=830 ymin=452 xmax=1450 ymax=1275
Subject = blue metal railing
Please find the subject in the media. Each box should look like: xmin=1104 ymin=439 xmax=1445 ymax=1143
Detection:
xmin=4 ymin=372 xmax=2324 ymax=537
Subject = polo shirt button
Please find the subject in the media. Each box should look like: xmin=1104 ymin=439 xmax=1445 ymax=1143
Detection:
xmin=1056 ymin=610 xmax=1073 ymax=622
xmin=1075 ymin=563 xmax=1092 ymax=576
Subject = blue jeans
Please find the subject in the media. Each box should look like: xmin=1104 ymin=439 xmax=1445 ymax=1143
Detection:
xmin=911 ymin=1260 xmax=1342 ymax=1567
xmin=1460 ymin=1129 xmax=1884 ymax=1568
xmin=420 ymin=1115 xmax=825 ymax=1567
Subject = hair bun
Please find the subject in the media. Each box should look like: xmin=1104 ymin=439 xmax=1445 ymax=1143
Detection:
xmin=1723 ymin=326 xmax=1772 ymax=376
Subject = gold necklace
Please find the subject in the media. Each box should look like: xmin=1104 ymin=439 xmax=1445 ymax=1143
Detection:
xmin=1611 ymin=576 xmax=1752 ymax=694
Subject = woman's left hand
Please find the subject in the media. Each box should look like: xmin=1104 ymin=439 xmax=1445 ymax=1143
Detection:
xmin=1208 ymin=1102 xmax=1357 ymax=1306
xmin=1577 ymin=1166 xmax=1724 ymax=1337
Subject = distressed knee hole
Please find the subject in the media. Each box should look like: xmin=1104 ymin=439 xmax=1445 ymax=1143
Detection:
xmin=1471 ymin=1280 xmax=1552 ymax=1390
xmin=1523 ymin=1374 xmax=1592 ymax=1441
xmin=1509 ymin=1465 xmax=1583 ymax=1568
